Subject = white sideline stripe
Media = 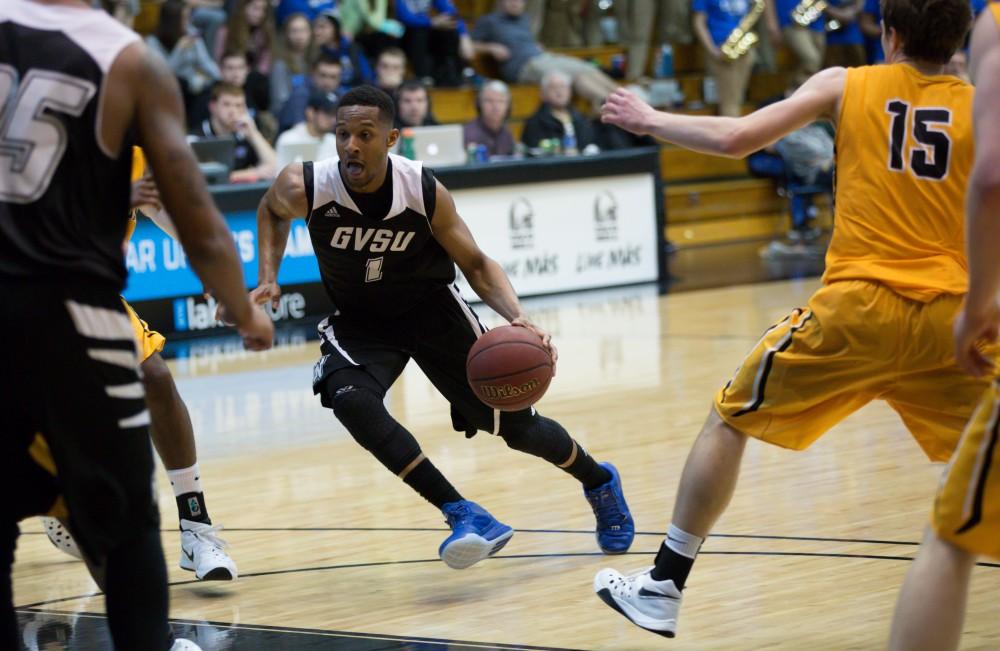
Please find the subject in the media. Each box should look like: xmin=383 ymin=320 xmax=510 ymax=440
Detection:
xmin=447 ymin=285 xmax=501 ymax=434
xmin=88 ymin=348 xmax=138 ymax=369
xmin=962 ymin=393 xmax=1000 ymax=522
xmin=106 ymin=382 xmax=144 ymax=399
xmin=65 ymin=300 xmax=133 ymax=340
xmin=118 ymin=410 xmax=150 ymax=429
xmin=321 ymin=321 xmax=359 ymax=366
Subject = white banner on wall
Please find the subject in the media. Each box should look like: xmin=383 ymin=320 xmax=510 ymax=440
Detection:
xmin=450 ymin=173 xmax=659 ymax=299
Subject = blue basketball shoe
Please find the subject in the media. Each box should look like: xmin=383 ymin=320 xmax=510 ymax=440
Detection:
xmin=584 ymin=462 xmax=635 ymax=554
xmin=439 ymin=500 xmax=515 ymax=569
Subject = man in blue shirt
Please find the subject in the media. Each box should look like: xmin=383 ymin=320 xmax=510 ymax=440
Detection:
xmin=767 ymin=0 xmax=826 ymax=88
xmin=692 ymin=0 xmax=757 ymax=116
xmin=396 ymin=0 xmax=473 ymax=86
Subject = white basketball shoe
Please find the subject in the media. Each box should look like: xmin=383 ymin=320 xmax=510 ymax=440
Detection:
xmin=179 ymin=520 xmax=238 ymax=581
xmin=40 ymin=517 xmax=83 ymax=560
xmin=593 ymin=567 xmax=683 ymax=638
xmin=170 ymin=639 xmax=203 ymax=650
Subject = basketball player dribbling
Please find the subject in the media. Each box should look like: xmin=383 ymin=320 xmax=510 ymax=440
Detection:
xmin=0 ymin=1 xmax=272 ymax=649
xmin=41 ymin=147 xmax=238 ymax=582
xmin=595 ymin=0 xmax=981 ymax=638
xmin=887 ymin=5 xmax=1000 ymax=650
xmin=245 ymin=85 xmax=635 ymax=570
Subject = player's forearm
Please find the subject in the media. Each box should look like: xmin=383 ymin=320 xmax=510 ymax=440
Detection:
xmin=965 ymin=174 xmax=1000 ymax=314
xmin=644 ymin=112 xmax=751 ymax=158
xmin=256 ymin=199 xmax=291 ymax=284
xmin=465 ymin=258 xmax=526 ymax=322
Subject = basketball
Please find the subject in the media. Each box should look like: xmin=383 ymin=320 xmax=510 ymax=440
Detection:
xmin=466 ymin=325 xmax=554 ymax=411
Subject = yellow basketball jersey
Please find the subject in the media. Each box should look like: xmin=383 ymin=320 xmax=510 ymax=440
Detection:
xmin=823 ymin=64 xmax=974 ymax=302
xmin=123 ymin=145 xmax=145 ymax=243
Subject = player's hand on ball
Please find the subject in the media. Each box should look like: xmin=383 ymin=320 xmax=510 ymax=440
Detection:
xmin=511 ymin=317 xmax=558 ymax=372
xmin=250 ymin=282 xmax=282 ymax=309
xmin=238 ymin=307 xmax=275 ymax=351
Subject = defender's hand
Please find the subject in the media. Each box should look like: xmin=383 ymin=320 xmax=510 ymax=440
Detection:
xmin=250 ymin=282 xmax=282 ymax=309
xmin=130 ymin=174 xmax=161 ymax=213
xmin=237 ymin=306 xmax=275 ymax=351
xmin=954 ymin=302 xmax=1000 ymax=377
xmin=601 ymin=87 xmax=656 ymax=136
xmin=511 ymin=317 xmax=558 ymax=373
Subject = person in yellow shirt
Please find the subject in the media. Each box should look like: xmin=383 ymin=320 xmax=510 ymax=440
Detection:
xmin=887 ymin=5 xmax=1000 ymax=650
xmin=41 ymin=148 xmax=238 ymax=582
xmin=592 ymin=0 xmax=978 ymax=638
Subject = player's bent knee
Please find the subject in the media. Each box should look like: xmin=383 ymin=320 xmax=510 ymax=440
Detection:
xmin=330 ymin=385 xmax=393 ymax=446
xmin=497 ymin=413 xmax=572 ymax=462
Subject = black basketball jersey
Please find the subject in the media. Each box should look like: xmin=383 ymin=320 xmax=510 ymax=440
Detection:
xmin=304 ymin=154 xmax=456 ymax=318
xmin=0 ymin=1 xmax=139 ymax=288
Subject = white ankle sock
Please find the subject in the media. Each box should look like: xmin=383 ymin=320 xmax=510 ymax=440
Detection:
xmin=664 ymin=523 xmax=703 ymax=560
xmin=167 ymin=463 xmax=203 ymax=497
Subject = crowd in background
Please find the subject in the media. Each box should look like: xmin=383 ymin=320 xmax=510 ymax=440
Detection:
xmin=112 ymin=0 xmax=988 ymax=186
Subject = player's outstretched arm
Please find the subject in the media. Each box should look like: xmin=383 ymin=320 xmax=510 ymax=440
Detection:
xmin=126 ymin=44 xmax=273 ymax=350
xmin=955 ymin=13 xmax=1000 ymax=377
xmin=253 ymin=163 xmax=309 ymax=308
xmin=430 ymin=181 xmax=558 ymax=362
xmin=601 ymin=66 xmax=846 ymax=158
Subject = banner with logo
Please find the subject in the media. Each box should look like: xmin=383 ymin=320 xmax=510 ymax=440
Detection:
xmin=450 ymin=173 xmax=659 ymax=297
xmin=123 ymin=169 xmax=660 ymax=337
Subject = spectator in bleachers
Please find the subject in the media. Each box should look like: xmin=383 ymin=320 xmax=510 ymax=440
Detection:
xmin=395 ymin=0 xmax=474 ymax=86
xmin=339 ymin=0 xmax=405 ymax=59
xmin=193 ymin=82 xmax=277 ymax=182
xmin=270 ymin=13 xmax=314 ymax=114
xmin=374 ymin=46 xmax=408 ymax=94
xmin=521 ymin=70 xmax=597 ymax=152
xmin=537 ymin=0 xmax=586 ymax=47
xmin=858 ymin=0 xmax=884 ymax=63
xmin=146 ymin=0 xmax=220 ymax=118
xmin=692 ymin=0 xmax=755 ymax=117
xmin=274 ymin=0 xmax=336 ymax=26
xmin=471 ymin=0 xmax=619 ymax=108
xmin=609 ymin=0 xmax=694 ymax=80
xmin=823 ymin=0 xmax=866 ymax=67
xmin=190 ymin=50 xmax=274 ymax=134
xmin=216 ymin=0 xmax=277 ymax=75
xmin=768 ymin=0 xmax=826 ymax=90
xmin=188 ymin=0 xmax=227 ymax=52
xmin=277 ymin=52 xmax=344 ymax=132
xmin=463 ymin=79 xmax=516 ymax=157
xmin=312 ymin=10 xmax=374 ymax=86
xmin=394 ymin=80 xmax=440 ymax=128
xmin=275 ymin=90 xmax=339 ymax=167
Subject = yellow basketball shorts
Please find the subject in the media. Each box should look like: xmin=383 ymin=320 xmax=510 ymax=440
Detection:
xmin=933 ymin=380 xmax=1000 ymax=559
xmin=121 ymin=297 xmax=165 ymax=362
xmin=714 ymin=280 xmax=990 ymax=461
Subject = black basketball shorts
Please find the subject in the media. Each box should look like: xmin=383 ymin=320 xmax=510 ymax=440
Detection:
xmin=312 ymin=285 xmax=531 ymax=435
xmin=0 ymin=280 xmax=159 ymax=560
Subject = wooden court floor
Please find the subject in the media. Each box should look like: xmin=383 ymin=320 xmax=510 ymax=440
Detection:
xmin=13 ymin=279 xmax=1000 ymax=650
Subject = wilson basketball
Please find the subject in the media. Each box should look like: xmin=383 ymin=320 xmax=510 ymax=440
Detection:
xmin=467 ymin=325 xmax=554 ymax=411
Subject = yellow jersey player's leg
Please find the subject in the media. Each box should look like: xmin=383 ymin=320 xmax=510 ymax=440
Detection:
xmin=888 ymin=6 xmax=1000 ymax=651
xmin=42 ymin=146 xmax=239 ymax=581
xmin=593 ymin=0 xmax=979 ymax=639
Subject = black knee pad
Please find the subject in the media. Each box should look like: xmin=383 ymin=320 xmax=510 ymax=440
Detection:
xmin=330 ymin=384 xmax=421 ymax=475
xmin=497 ymin=413 xmax=573 ymax=464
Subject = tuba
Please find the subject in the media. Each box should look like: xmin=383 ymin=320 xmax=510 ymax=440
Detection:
xmin=791 ymin=0 xmax=828 ymax=27
xmin=720 ymin=0 xmax=766 ymax=61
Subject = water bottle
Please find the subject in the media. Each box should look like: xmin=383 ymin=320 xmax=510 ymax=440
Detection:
xmin=562 ymin=133 xmax=578 ymax=156
xmin=400 ymin=128 xmax=416 ymax=160
xmin=658 ymin=44 xmax=675 ymax=78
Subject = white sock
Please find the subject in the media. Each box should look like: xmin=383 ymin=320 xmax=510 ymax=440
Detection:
xmin=664 ymin=523 xmax=703 ymax=560
xmin=167 ymin=463 xmax=203 ymax=497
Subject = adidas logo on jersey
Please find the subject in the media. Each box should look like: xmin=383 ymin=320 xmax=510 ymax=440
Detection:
xmin=324 ymin=205 xmax=340 ymax=218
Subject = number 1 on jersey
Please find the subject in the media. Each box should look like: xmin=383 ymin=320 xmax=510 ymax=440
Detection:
xmin=365 ymin=257 xmax=384 ymax=283
xmin=885 ymin=99 xmax=952 ymax=181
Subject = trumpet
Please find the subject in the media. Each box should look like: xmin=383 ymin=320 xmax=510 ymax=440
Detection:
xmin=720 ymin=0 xmax=766 ymax=60
xmin=792 ymin=0 xmax=828 ymax=27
